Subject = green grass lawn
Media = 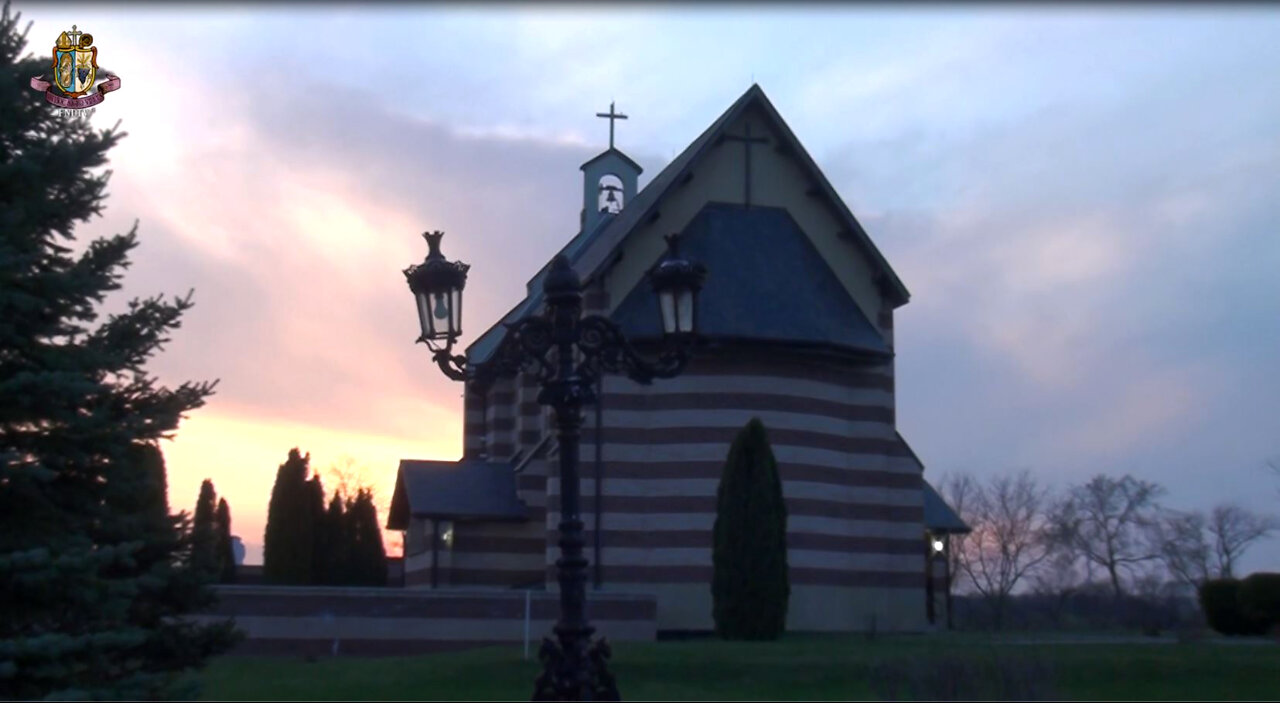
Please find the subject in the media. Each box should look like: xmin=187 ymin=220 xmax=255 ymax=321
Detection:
xmin=198 ymin=634 xmax=1280 ymax=701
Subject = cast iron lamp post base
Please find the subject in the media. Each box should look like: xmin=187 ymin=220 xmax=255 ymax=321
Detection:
xmin=532 ymin=630 xmax=619 ymax=701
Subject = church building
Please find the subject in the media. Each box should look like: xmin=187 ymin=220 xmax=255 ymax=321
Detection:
xmin=387 ymin=84 xmax=968 ymax=632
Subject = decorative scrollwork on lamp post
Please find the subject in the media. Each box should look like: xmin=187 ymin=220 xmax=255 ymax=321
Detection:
xmin=404 ymin=231 xmax=706 ymax=702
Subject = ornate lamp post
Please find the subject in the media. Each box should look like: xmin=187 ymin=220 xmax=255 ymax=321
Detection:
xmin=404 ymin=231 xmax=706 ymax=701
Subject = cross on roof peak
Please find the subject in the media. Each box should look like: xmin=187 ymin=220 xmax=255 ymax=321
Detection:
xmin=724 ymin=120 xmax=771 ymax=207
xmin=595 ymin=100 xmax=628 ymax=150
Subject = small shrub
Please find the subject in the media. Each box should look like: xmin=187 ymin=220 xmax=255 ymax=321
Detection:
xmin=1237 ymin=572 xmax=1280 ymax=631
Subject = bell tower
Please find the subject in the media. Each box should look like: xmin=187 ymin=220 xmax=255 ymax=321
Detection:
xmin=580 ymin=101 xmax=642 ymax=233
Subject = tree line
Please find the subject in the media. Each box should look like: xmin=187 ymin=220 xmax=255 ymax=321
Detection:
xmin=263 ymin=448 xmax=387 ymax=586
xmin=940 ymin=469 xmax=1278 ymax=631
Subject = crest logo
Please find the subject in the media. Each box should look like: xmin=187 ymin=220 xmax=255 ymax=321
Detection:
xmin=29 ymin=25 xmax=122 ymax=110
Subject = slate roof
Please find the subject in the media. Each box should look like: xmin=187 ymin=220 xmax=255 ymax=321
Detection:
xmin=385 ymin=459 xmax=529 ymax=529
xmin=466 ymin=82 xmax=911 ymax=365
xmin=923 ymin=480 xmax=970 ymax=534
xmin=611 ymin=203 xmax=890 ymax=355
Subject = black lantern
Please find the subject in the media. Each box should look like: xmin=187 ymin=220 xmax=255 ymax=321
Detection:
xmin=404 ymin=231 xmax=469 ymax=342
xmin=649 ymin=233 xmax=705 ymax=337
xmin=404 ymin=228 xmax=707 ymax=701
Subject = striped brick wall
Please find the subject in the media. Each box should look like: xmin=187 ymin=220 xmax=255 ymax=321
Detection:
xmin=194 ymin=585 xmax=656 ymax=656
xmin=546 ymin=345 xmax=926 ymax=632
xmin=486 ymin=377 xmax=517 ymax=460
xmin=463 ymin=389 xmax=485 ymax=457
xmin=517 ymin=372 xmax=542 ymax=450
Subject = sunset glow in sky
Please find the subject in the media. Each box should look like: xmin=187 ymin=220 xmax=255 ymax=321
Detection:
xmin=17 ymin=4 xmax=1280 ymax=568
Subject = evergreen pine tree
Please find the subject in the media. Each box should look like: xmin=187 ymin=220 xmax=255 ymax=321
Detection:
xmin=346 ymin=488 xmax=387 ymax=587
xmin=0 ymin=4 xmax=238 ymax=695
xmin=214 ymin=498 xmax=236 ymax=584
xmin=263 ymin=448 xmax=314 ymax=584
xmin=190 ymin=479 xmax=218 ymax=580
xmin=711 ymin=418 xmax=790 ymax=640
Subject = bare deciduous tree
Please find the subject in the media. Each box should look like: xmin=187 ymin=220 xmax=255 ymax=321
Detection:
xmin=325 ymin=454 xmax=372 ymax=500
xmin=1150 ymin=509 xmax=1211 ymax=591
xmin=1206 ymin=503 xmax=1277 ymax=578
xmin=1050 ymin=474 xmax=1165 ymax=600
xmin=324 ymin=455 xmax=402 ymax=557
xmin=944 ymin=469 xmax=1053 ymax=629
xmin=1149 ymin=501 xmax=1275 ymax=593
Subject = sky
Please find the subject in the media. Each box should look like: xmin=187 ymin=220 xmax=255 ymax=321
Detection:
xmin=14 ymin=3 xmax=1280 ymax=571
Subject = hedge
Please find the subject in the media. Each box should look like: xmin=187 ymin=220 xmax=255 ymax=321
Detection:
xmin=1237 ymin=572 xmax=1280 ymax=633
xmin=1198 ymin=578 xmax=1269 ymax=636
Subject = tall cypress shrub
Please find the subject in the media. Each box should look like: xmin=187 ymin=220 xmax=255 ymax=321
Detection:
xmin=263 ymin=448 xmax=314 ymax=584
xmin=711 ymin=418 xmax=790 ymax=640
xmin=317 ymin=493 xmax=347 ymax=585
xmin=190 ymin=480 xmax=218 ymax=580
xmin=347 ymin=488 xmax=387 ymax=587
xmin=214 ymin=498 xmax=236 ymax=584
xmin=304 ymin=474 xmax=325 ymax=584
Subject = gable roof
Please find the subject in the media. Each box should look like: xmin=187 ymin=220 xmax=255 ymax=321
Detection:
xmin=571 ymin=83 xmax=911 ymax=306
xmin=386 ymin=459 xmax=529 ymax=529
xmin=582 ymin=147 xmax=643 ymax=175
xmin=467 ymin=83 xmax=910 ymax=364
xmin=923 ymin=480 xmax=971 ymax=534
xmin=611 ymin=203 xmax=890 ymax=355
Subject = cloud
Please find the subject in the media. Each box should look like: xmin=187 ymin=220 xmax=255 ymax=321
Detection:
xmin=23 ymin=6 xmax=1280 ymax=571
xmin=83 ymin=33 xmax=653 ymax=449
xmin=831 ymin=15 xmax=1280 ymax=554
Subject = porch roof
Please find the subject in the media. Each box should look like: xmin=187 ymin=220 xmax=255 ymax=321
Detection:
xmin=386 ymin=459 xmax=528 ymax=529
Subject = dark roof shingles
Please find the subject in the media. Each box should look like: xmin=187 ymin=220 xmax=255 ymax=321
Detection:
xmin=610 ymin=203 xmax=889 ymax=354
xmin=388 ymin=459 xmax=528 ymax=527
